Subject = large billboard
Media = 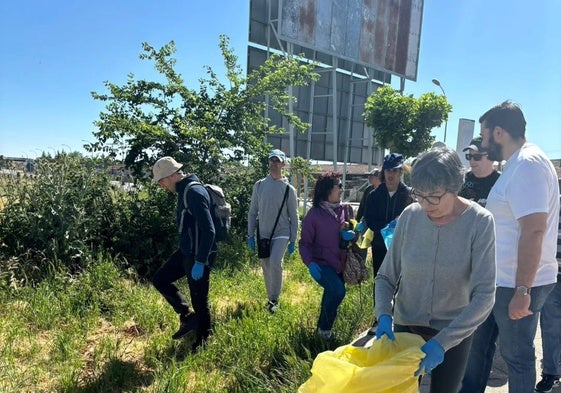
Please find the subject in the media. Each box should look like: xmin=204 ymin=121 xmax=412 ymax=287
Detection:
xmin=278 ymin=0 xmax=423 ymax=81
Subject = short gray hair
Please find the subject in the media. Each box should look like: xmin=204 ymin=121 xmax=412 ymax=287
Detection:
xmin=411 ymin=147 xmax=465 ymax=194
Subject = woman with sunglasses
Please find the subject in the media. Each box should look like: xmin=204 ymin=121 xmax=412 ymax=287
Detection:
xmin=374 ymin=147 xmax=496 ymax=393
xmin=299 ymin=171 xmax=356 ymax=340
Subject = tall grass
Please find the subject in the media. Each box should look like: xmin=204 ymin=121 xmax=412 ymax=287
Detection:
xmin=0 ymin=252 xmax=373 ymax=393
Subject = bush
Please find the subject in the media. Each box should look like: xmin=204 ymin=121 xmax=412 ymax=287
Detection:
xmin=0 ymin=153 xmax=119 ymax=283
xmin=0 ymin=153 xmax=178 ymax=284
xmin=0 ymin=153 xmax=268 ymax=285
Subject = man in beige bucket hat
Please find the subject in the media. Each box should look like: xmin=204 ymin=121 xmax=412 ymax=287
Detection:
xmin=151 ymin=156 xmax=217 ymax=351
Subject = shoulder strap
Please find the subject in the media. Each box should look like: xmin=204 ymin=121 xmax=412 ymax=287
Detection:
xmin=183 ymin=181 xmax=202 ymax=212
xmin=270 ymin=185 xmax=289 ymax=238
xmin=345 ymin=203 xmax=352 ymax=221
xmin=182 ymin=180 xmax=205 ymax=256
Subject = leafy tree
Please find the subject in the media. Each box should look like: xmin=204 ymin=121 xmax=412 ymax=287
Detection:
xmin=363 ymin=85 xmax=452 ymax=158
xmin=288 ymin=156 xmax=319 ymax=198
xmin=87 ymin=35 xmax=319 ymax=182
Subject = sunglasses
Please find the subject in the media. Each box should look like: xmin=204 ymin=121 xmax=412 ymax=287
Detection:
xmin=337 ymin=183 xmax=344 ymax=189
xmin=465 ymin=153 xmax=487 ymax=161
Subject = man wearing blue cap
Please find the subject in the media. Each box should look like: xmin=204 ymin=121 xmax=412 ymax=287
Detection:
xmin=363 ymin=153 xmax=413 ymax=277
xmin=248 ymin=149 xmax=299 ymax=313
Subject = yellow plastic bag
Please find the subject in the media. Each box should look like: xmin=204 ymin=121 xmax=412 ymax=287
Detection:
xmin=298 ymin=333 xmax=425 ymax=393
xmin=358 ymin=228 xmax=374 ymax=249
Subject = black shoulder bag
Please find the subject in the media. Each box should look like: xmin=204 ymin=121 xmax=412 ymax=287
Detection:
xmin=257 ymin=185 xmax=289 ymax=258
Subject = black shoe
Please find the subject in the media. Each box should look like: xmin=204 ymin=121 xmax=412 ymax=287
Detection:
xmin=172 ymin=312 xmax=198 ymax=340
xmin=267 ymin=300 xmax=279 ymax=313
xmin=535 ymin=374 xmax=560 ymax=392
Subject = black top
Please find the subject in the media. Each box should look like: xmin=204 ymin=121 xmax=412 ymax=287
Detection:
xmin=364 ymin=182 xmax=412 ymax=249
xmin=459 ymin=170 xmax=501 ymax=207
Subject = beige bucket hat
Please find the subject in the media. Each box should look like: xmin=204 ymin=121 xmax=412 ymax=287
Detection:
xmin=152 ymin=156 xmax=182 ymax=183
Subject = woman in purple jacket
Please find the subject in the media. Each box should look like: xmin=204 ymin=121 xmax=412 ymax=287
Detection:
xmin=299 ymin=172 xmax=356 ymax=340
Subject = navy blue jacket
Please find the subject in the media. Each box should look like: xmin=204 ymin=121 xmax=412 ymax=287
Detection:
xmin=364 ymin=182 xmax=412 ymax=249
xmin=176 ymin=174 xmax=217 ymax=264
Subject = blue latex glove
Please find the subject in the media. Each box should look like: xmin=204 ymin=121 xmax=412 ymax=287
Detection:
xmin=381 ymin=219 xmax=397 ymax=249
xmin=191 ymin=261 xmax=205 ymax=281
xmin=287 ymin=241 xmax=296 ymax=256
xmin=340 ymin=229 xmax=355 ymax=241
xmin=247 ymin=236 xmax=256 ymax=251
xmin=375 ymin=314 xmax=395 ymax=341
xmin=415 ymin=338 xmax=445 ymax=376
xmin=308 ymin=262 xmax=322 ymax=281
xmin=356 ymin=221 xmax=365 ymax=233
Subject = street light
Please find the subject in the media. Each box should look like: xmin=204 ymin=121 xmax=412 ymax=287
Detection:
xmin=432 ymin=79 xmax=448 ymax=143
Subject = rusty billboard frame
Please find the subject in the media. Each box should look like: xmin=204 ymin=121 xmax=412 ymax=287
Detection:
xmin=248 ymin=0 xmax=423 ymax=173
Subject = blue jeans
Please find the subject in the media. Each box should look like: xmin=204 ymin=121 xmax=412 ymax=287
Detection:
xmin=540 ymin=280 xmax=561 ymax=377
xmin=315 ymin=265 xmax=346 ymax=331
xmin=461 ymin=284 xmax=555 ymax=393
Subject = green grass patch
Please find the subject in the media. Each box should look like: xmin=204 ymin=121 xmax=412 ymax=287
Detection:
xmin=0 ymin=253 xmax=374 ymax=392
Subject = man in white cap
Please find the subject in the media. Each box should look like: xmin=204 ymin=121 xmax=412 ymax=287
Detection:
xmin=459 ymin=136 xmax=500 ymax=207
xmin=151 ymin=156 xmax=217 ymax=351
xmin=247 ymin=149 xmax=299 ymax=313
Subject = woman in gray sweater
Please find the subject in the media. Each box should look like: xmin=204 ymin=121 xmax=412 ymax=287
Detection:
xmin=374 ymin=147 xmax=496 ymax=393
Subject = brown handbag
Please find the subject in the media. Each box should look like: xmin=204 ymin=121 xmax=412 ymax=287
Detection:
xmin=343 ymin=243 xmax=369 ymax=285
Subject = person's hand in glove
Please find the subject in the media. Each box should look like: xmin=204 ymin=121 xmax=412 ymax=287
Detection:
xmin=191 ymin=261 xmax=205 ymax=281
xmin=415 ymin=338 xmax=445 ymax=376
xmin=287 ymin=241 xmax=296 ymax=256
xmin=375 ymin=314 xmax=395 ymax=341
xmin=355 ymin=221 xmax=365 ymax=233
xmin=308 ymin=262 xmax=322 ymax=281
xmin=340 ymin=229 xmax=355 ymax=241
xmin=247 ymin=236 xmax=256 ymax=251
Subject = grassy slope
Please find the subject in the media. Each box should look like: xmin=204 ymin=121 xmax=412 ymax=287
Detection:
xmin=0 ymin=253 xmax=374 ymax=393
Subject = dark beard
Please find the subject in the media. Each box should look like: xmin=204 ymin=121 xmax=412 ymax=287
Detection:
xmin=486 ymin=135 xmax=503 ymax=162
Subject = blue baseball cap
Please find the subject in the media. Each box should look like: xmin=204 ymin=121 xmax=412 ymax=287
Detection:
xmin=382 ymin=153 xmax=404 ymax=170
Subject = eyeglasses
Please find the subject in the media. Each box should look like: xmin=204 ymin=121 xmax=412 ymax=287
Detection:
xmin=410 ymin=189 xmax=447 ymax=205
xmin=465 ymin=153 xmax=487 ymax=161
xmin=337 ymin=183 xmax=344 ymax=189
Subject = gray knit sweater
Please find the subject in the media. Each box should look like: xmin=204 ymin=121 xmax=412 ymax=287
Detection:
xmin=247 ymin=175 xmax=299 ymax=242
xmin=375 ymin=201 xmax=496 ymax=350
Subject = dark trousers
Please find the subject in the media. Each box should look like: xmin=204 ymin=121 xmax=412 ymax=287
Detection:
xmin=395 ymin=324 xmax=474 ymax=393
xmin=372 ymin=245 xmax=387 ymax=277
xmin=152 ymin=249 xmax=215 ymax=342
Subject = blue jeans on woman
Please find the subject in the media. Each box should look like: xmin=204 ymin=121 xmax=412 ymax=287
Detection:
xmin=315 ymin=265 xmax=346 ymax=331
xmin=461 ymin=284 xmax=555 ymax=393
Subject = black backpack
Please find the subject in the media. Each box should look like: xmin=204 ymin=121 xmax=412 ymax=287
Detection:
xmin=183 ymin=182 xmax=231 ymax=242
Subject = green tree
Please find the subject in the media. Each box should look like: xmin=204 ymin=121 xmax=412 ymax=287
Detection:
xmin=363 ymin=85 xmax=452 ymax=158
xmin=87 ymin=35 xmax=319 ymax=182
xmin=288 ymin=156 xmax=318 ymax=198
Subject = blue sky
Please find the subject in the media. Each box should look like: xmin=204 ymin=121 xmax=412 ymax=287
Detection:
xmin=1 ymin=1 xmax=560 ymax=160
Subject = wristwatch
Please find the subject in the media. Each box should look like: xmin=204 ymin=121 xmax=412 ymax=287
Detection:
xmin=515 ymin=285 xmax=531 ymax=296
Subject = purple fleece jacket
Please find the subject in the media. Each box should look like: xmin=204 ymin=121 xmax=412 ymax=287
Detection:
xmin=299 ymin=204 xmax=354 ymax=274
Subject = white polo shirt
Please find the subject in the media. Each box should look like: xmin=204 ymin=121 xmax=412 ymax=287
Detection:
xmin=486 ymin=143 xmax=560 ymax=287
